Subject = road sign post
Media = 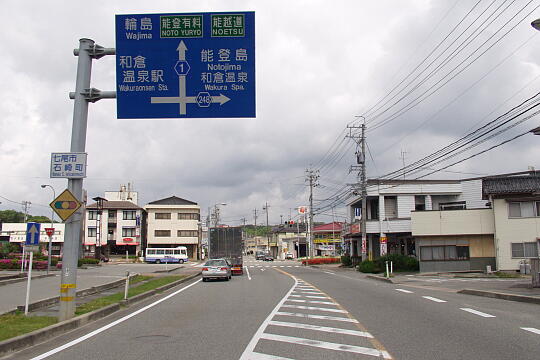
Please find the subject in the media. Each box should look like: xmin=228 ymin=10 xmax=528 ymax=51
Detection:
xmin=115 ymin=12 xmax=255 ymax=119
xmin=24 ymin=223 xmax=40 ymax=316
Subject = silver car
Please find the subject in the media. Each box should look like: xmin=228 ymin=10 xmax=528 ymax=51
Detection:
xmin=202 ymin=259 xmax=232 ymax=282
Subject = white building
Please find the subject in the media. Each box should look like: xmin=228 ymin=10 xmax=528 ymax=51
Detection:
xmin=144 ymin=196 xmax=201 ymax=259
xmin=1 ymin=223 xmax=65 ymax=256
xmin=346 ymin=178 xmax=486 ymax=260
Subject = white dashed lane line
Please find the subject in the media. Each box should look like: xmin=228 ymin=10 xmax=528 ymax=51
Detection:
xmin=460 ymin=308 xmax=496 ymax=318
xmin=422 ymin=296 xmax=447 ymax=303
xmin=521 ymin=327 xmax=540 ymax=335
xmin=395 ymin=289 xmax=414 ymax=294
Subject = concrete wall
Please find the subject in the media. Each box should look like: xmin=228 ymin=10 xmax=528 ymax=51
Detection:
xmin=412 ymin=209 xmax=494 ymax=236
xmin=493 ymin=198 xmax=540 ymax=271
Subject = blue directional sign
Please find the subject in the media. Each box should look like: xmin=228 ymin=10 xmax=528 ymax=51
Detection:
xmin=115 ymin=12 xmax=255 ymax=119
xmin=26 ymin=222 xmax=41 ymax=246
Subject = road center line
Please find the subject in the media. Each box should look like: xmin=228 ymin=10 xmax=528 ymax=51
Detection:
xmin=31 ymin=278 xmax=202 ymax=360
xmin=521 ymin=327 xmax=540 ymax=335
xmin=460 ymin=308 xmax=496 ymax=318
xmin=422 ymin=296 xmax=447 ymax=303
xmin=244 ymin=266 xmax=252 ymax=280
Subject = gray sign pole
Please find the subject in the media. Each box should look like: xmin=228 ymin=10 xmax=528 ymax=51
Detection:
xmin=59 ymin=38 xmax=115 ymax=321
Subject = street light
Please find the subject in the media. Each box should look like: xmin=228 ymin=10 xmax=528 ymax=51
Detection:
xmin=40 ymin=184 xmax=56 ymax=274
xmin=532 ymin=18 xmax=540 ymax=31
xmin=212 ymin=203 xmax=227 ymax=227
xmin=530 ymin=126 xmax=540 ymax=136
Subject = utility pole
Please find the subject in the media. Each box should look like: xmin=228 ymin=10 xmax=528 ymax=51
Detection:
xmin=400 ymin=148 xmax=408 ymax=180
xmin=263 ymin=203 xmax=270 ymax=254
xmin=253 ymin=209 xmax=258 ymax=250
xmin=305 ymin=168 xmax=319 ymax=258
xmin=347 ymin=117 xmax=367 ymax=261
xmin=22 ymin=201 xmax=31 ymax=222
xmin=280 ymin=215 xmax=283 ymax=225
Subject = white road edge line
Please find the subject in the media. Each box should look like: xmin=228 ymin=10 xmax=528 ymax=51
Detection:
xmin=31 ymin=278 xmax=202 ymax=360
xmin=422 ymin=296 xmax=446 ymax=303
xmin=244 ymin=266 xmax=252 ymax=280
xmin=259 ymin=333 xmax=391 ymax=359
xmin=521 ymin=327 xmax=540 ymax=335
xmin=239 ymin=275 xmax=298 ymax=360
xmin=460 ymin=308 xmax=496 ymax=318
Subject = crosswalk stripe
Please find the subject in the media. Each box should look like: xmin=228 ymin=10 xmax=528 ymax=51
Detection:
xmin=281 ymin=304 xmax=345 ymax=313
xmin=259 ymin=333 xmax=391 ymax=359
xmin=268 ymin=321 xmax=373 ymax=338
xmin=275 ymin=311 xmax=358 ymax=323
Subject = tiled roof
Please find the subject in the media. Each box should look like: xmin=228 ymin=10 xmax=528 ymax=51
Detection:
xmin=313 ymin=222 xmax=344 ymax=232
xmin=483 ymin=174 xmax=540 ymax=197
xmin=86 ymin=201 xmax=142 ymax=210
xmin=147 ymin=196 xmax=198 ymax=206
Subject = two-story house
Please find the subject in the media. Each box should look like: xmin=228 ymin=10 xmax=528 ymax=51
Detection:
xmin=144 ymin=196 xmax=201 ymax=259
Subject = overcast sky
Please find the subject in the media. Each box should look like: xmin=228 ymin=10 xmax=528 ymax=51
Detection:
xmin=1 ymin=0 xmax=540 ymax=225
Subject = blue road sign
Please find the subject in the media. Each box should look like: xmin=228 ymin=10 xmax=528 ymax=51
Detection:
xmin=26 ymin=222 xmax=41 ymax=246
xmin=115 ymin=12 xmax=255 ymax=119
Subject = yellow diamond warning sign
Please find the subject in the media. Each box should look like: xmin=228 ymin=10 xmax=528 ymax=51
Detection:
xmin=50 ymin=189 xmax=82 ymax=222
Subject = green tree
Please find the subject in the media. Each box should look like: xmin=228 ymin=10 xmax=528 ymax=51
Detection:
xmin=0 ymin=210 xmax=52 ymax=223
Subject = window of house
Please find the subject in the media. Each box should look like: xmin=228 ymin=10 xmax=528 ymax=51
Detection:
xmin=509 ymin=202 xmax=535 ymax=218
xmin=155 ymin=230 xmax=171 ymax=237
xmin=155 ymin=213 xmax=171 ymax=220
xmin=88 ymin=211 xmax=98 ymax=220
xmin=420 ymin=245 xmax=470 ymax=261
xmin=108 ymin=210 xmax=116 ymax=219
xmin=536 ymin=202 xmax=540 ymax=217
xmin=415 ymin=195 xmax=426 ymax=211
xmin=511 ymin=242 xmax=539 ymax=258
xmin=440 ymin=202 xmax=466 ymax=210
xmin=88 ymin=227 xmax=97 ymax=237
xmin=123 ymin=211 xmax=136 ymax=220
xmin=178 ymin=213 xmax=200 ymax=220
xmin=178 ymin=230 xmax=198 ymax=237
xmin=122 ymin=227 xmax=136 ymax=237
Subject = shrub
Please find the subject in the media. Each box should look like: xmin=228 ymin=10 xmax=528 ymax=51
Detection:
xmin=78 ymin=258 xmax=100 ymax=267
xmin=373 ymin=254 xmax=419 ymax=272
xmin=301 ymin=257 xmax=340 ymax=265
xmin=341 ymin=255 xmax=352 ymax=267
xmin=357 ymin=260 xmax=381 ymax=273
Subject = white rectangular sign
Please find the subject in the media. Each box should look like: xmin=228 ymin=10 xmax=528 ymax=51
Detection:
xmin=50 ymin=152 xmax=87 ymax=178
xmin=317 ymin=244 xmax=335 ymax=251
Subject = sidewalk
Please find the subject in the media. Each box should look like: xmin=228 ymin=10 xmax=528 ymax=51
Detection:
xmin=0 ymin=263 xmax=201 ymax=315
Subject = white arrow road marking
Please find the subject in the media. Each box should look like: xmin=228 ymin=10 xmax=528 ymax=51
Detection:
xmin=521 ymin=327 xmax=540 ymax=335
xmin=268 ymin=321 xmax=374 ymax=338
xmin=259 ymin=334 xmax=391 ymax=359
xmin=460 ymin=308 xmax=496 ymax=318
xmin=422 ymin=296 xmax=447 ymax=303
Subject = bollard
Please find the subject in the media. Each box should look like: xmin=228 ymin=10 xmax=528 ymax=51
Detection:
xmin=124 ymin=271 xmax=130 ymax=300
xmin=385 ymin=261 xmax=389 ymax=279
xmin=390 ymin=261 xmax=393 ymax=274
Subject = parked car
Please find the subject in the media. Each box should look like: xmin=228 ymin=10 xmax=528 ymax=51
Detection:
xmin=285 ymin=252 xmax=294 ymax=260
xmin=255 ymin=251 xmax=266 ymax=260
xmin=263 ymin=254 xmax=274 ymax=261
xmin=201 ymin=259 xmax=232 ymax=282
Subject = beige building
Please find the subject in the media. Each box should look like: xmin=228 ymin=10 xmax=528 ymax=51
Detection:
xmin=144 ymin=196 xmax=201 ymax=259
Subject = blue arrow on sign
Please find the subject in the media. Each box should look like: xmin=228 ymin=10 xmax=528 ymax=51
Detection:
xmin=26 ymin=222 xmax=41 ymax=246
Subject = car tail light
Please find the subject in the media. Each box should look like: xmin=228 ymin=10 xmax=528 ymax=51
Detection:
xmin=202 ymin=267 xmax=208 ymax=271
xmin=220 ymin=267 xmax=228 ymax=271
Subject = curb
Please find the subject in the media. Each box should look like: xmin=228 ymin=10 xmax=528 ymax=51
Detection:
xmin=12 ymin=275 xmax=139 ymax=314
xmin=153 ymin=266 xmax=183 ymax=273
xmin=366 ymin=274 xmax=394 ymax=283
xmin=0 ymin=274 xmax=56 ymax=287
xmin=0 ymin=273 xmax=200 ymax=357
xmin=458 ymin=289 xmax=540 ymax=305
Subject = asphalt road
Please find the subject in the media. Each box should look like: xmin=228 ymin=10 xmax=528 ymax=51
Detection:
xmin=5 ymin=258 xmax=540 ymax=360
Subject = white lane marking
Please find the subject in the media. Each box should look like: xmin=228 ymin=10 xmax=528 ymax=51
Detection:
xmin=239 ymin=276 xmax=298 ymax=360
xmin=294 ymin=266 xmax=300 ymax=268
xmin=31 ymin=279 xmax=202 ymax=360
xmin=250 ymin=352 xmax=294 ymax=360
xmin=290 ymin=294 xmax=328 ymax=299
xmin=244 ymin=266 xmax=252 ymax=280
xmin=395 ymin=289 xmax=413 ymax=294
xmin=281 ymin=304 xmax=345 ymax=313
xmin=275 ymin=311 xmax=359 ymax=323
xmin=286 ymin=266 xmax=292 ymax=267
xmin=422 ymin=296 xmax=446 ymax=303
xmin=268 ymin=321 xmax=373 ymax=338
xmin=286 ymin=299 xmax=335 ymax=305
xmin=323 ymin=271 xmax=334 ymax=275
xmin=460 ymin=308 xmax=496 ymax=318
xmin=292 ymin=290 xmax=322 ymax=294
xmin=261 ymin=268 xmax=265 ymax=272
xmin=259 ymin=333 xmax=391 ymax=359
xmin=521 ymin=327 xmax=540 ymax=335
